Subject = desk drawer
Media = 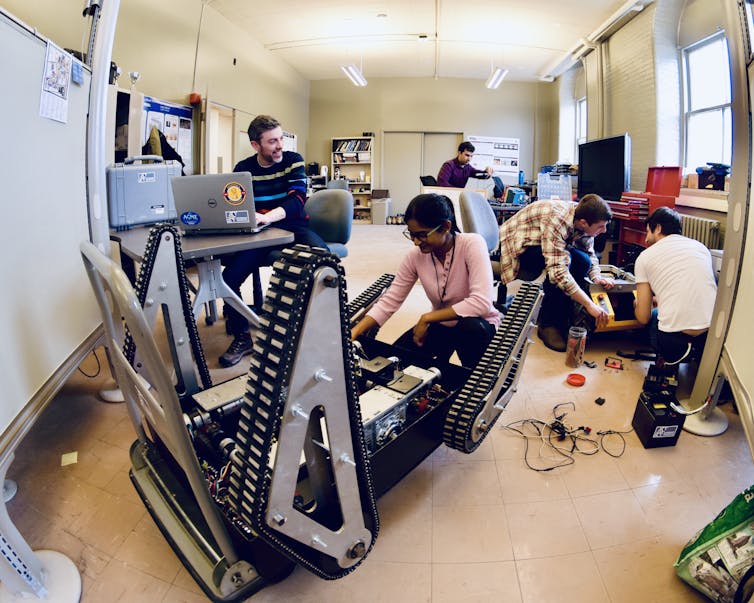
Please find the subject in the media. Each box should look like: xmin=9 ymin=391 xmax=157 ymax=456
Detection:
xmin=620 ymin=225 xmax=647 ymax=247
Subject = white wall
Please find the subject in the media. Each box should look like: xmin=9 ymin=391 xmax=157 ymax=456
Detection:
xmin=3 ymin=0 xmax=311 ymax=152
xmin=308 ymin=77 xmax=557 ymax=188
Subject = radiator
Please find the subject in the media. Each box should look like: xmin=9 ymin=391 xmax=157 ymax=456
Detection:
xmin=680 ymin=215 xmax=722 ymax=249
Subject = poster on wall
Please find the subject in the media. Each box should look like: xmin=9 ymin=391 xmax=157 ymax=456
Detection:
xmin=39 ymin=41 xmax=72 ymax=123
xmin=283 ymin=130 xmax=297 ymax=152
xmin=143 ymin=96 xmax=194 ymax=174
xmin=465 ymin=134 xmax=520 ymax=185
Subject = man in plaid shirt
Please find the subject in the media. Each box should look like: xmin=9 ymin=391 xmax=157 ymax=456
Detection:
xmin=498 ymin=194 xmax=614 ymax=351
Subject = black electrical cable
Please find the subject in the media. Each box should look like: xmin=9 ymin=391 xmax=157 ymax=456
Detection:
xmin=77 ymin=348 xmax=102 ymax=378
xmin=503 ymin=402 xmax=631 ymax=471
xmin=505 ymin=418 xmax=575 ymax=472
xmin=596 ymin=428 xmax=633 ymax=458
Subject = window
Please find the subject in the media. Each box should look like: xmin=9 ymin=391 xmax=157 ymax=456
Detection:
xmin=682 ymin=32 xmax=732 ymax=172
xmin=575 ymin=97 xmax=587 ymax=157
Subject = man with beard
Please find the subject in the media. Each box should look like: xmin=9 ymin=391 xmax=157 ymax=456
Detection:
xmin=219 ymin=114 xmax=326 ymax=367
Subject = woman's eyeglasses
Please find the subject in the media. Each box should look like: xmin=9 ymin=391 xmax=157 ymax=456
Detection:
xmin=402 ymin=224 xmax=441 ymax=241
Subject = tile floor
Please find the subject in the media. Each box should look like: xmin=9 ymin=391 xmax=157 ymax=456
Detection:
xmin=7 ymin=224 xmax=752 ymax=602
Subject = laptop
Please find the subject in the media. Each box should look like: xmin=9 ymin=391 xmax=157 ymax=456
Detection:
xmin=171 ymin=172 xmax=268 ymax=235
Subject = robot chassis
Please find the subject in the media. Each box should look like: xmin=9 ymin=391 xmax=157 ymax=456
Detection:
xmin=117 ymin=225 xmax=543 ymax=601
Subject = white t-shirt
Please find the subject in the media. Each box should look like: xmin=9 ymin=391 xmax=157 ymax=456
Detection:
xmin=634 ymin=234 xmax=717 ymax=333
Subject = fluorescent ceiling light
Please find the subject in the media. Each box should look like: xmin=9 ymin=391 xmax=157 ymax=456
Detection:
xmin=341 ymin=64 xmax=367 ymax=87
xmin=485 ymin=67 xmax=508 ymax=89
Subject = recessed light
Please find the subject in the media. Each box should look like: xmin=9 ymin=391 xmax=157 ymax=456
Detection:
xmin=377 ymin=13 xmax=388 ymax=18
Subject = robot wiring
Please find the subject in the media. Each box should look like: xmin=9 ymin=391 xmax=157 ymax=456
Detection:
xmin=503 ymin=402 xmax=633 ymax=471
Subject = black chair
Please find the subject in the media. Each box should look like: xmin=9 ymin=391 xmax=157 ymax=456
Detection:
xmin=420 ymin=175 xmax=438 ymax=186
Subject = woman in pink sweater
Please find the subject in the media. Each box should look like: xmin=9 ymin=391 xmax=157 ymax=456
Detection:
xmin=351 ymin=193 xmax=499 ymax=367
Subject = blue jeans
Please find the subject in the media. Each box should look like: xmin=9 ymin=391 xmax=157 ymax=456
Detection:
xmin=648 ymin=308 xmax=707 ymax=364
xmin=392 ymin=316 xmax=495 ymax=368
xmin=517 ymin=246 xmax=592 ymax=332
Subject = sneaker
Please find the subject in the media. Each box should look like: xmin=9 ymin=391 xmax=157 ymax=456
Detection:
xmin=537 ymin=325 xmax=566 ymax=352
xmin=219 ymin=332 xmax=253 ymax=367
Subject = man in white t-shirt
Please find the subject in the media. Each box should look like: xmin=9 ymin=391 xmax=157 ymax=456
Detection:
xmin=634 ymin=207 xmax=718 ymax=363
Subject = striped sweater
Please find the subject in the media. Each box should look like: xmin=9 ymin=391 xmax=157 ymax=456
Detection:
xmin=234 ymin=151 xmax=308 ymax=229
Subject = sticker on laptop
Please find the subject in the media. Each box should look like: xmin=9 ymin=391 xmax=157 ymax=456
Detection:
xmin=226 ymin=210 xmax=250 ymax=224
xmin=223 ymin=181 xmax=247 ymax=206
xmin=180 ymin=211 xmax=201 ymax=226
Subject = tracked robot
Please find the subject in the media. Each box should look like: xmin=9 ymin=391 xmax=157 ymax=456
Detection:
xmin=87 ymin=224 xmax=542 ymax=601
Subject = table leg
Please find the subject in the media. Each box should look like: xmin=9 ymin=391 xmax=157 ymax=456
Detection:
xmin=193 ymin=260 xmax=260 ymax=327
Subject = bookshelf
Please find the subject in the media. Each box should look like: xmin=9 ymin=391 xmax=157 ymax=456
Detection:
xmin=332 ymin=136 xmax=373 ymax=222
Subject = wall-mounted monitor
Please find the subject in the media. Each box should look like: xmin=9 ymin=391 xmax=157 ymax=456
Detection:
xmin=577 ymin=133 xmax=632 ymax=201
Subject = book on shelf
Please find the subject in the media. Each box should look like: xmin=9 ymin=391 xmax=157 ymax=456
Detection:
xmin=334 ymin=138 xmax=372 ymax=153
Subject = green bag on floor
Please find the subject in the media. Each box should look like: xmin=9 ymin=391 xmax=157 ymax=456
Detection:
xmin=675 ymin=485 xmax=754 ymax=602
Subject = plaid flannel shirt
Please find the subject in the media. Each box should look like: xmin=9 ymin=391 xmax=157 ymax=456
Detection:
xmin=498 ymin=200 xmax=601 ymax=296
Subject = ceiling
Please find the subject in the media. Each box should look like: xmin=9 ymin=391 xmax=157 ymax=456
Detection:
xmin=207 ymin=0 xmax=651 ymax=83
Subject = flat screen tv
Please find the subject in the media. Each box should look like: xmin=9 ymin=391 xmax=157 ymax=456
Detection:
xmin=577 ymin=133 xmax=631 ymax=201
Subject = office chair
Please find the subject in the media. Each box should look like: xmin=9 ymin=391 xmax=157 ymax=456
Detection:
xmin=420 ymin=175 xmax=438 ymax=186
xmin=305 ymin=188 xmax=354 ymax=258
xmin=326 ymin=178 xmax=350 ymax=190
xmin=459 ymin=190 xmax=504 ymax=307
xmin=224 ymin=190 xmax=354 ymax=334
xmin=459 ymin=190 xmax=544 ymax=311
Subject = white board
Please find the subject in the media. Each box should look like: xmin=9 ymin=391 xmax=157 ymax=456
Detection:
xmin=0 ymin=11 xmax=100 ymax=456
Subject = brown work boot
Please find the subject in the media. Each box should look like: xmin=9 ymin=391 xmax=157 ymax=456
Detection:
xmin=537 ymin=325 xmax=566 ymax=352
xmin=219 ymin=332 xmax=253 ymax=367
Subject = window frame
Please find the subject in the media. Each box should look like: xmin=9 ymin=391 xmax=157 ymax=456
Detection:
xmin=575 ymin=96 xmax=587 ymax=161
xmin=681 ymin=31 xmax=732 ymax=172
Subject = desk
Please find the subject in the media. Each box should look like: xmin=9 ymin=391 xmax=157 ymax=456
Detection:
xmin=112 ymin=226 xmax=294 ymax=327
xmin=488 ymin=201 xmax=525 ymax=224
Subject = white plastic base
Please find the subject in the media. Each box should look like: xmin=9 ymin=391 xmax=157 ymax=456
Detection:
xmin=2 ymin=481 xmax=17 ymax=503
xmin=98 ymin=375 xmax=151 ymax=403
xmin=683 ymin=407 xmax=729 ymax=436
xmin=0 ymin=550 xmax=81 ymax=602
xmin=98 ymin=386 xmax=125 ymax=403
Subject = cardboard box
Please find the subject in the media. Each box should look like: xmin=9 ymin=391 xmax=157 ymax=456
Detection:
xmin=686 ymin=173 xmax=699 ymax=189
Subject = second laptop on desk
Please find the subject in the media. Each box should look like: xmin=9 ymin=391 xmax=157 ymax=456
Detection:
xmin=171 ymin=172 xmax=269 ymax=235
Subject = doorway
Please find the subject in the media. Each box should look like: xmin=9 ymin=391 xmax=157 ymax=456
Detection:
xmin=381 ymin=131 xmax=461 ymax=215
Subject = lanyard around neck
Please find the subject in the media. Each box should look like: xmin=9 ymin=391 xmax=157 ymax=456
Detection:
xmin=432 ymin=238 xmax=456 ymax=303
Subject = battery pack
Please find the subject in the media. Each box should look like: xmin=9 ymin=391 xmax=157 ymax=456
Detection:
xmin=631 ymin=389 xmax=685 ymax=448
xmin=642 ymin=363 xmax=679 ymax=393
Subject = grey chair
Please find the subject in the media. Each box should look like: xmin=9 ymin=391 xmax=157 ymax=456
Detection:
xmin=459 ymin=191 xmax=499 ymax=256
xmin=326 ymin=178 xmax=350 ymax=190
xmin=460 ymin=190 xmax=543 ymax=311
xmin=305 ymin=188 xmax=354 ymax=258
xmin=459 ymin=190 xmax=505 ymax=308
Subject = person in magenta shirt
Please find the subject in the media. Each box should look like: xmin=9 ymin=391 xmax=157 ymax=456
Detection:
xmin=351 ymin=193 xmax=499 ymax=367
xmin=436 ymin=141 xmax=493 ymax=188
